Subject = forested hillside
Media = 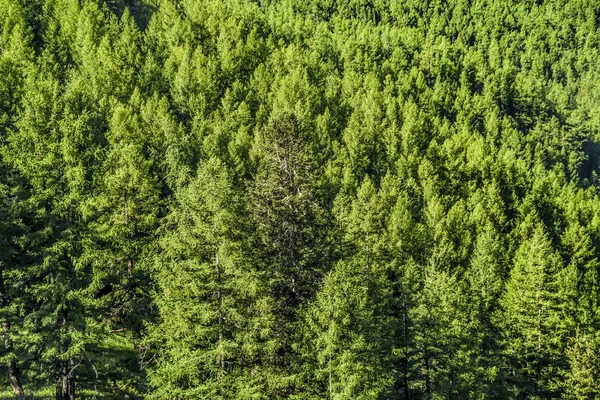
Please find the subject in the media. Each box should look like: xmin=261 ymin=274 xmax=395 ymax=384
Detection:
xmin=2 ymin=0 xmax=600 ymax=398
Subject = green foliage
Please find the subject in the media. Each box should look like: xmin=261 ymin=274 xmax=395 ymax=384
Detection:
xmin=147 ymin=158 xmax=272 ymax=399
xmin=4 ymin=0 xmax=600 ymax=398
xmin=498 ymin=219 xmax=569 ymax=398
xmin=564 ymin=333 xmax=600 ymax=400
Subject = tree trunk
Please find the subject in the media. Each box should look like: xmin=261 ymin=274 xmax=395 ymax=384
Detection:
xmin=57 ymin=305 xmax=76 ymax=400
xmin=56 ymin=380 xmax=63 ymax=400
xmin=55 ymin=360 xmax=75 ymax=400
xmin=56 ymin=353 xmax=76 ymax=399
xmin=69 ymin=357 xmax=76 ymax=400
xmin=57 ymin=332 xmax=68 ymax=400
xmin=56 ymin=359 xmax=68 ymax=400
xmin=424 ymin=353 xmax=431 ymax=400
xmin=3 ymin=320 xmax=23 ymax=397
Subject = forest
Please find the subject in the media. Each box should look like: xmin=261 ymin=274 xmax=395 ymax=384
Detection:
xmin=1 ymin=0 xmax=600 ymax=398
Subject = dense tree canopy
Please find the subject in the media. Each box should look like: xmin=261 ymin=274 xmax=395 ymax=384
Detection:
xmin=2 ymin=0 xmax=600 ymax=398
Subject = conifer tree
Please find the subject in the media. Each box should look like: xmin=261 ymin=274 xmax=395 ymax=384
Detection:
xmin=0 ymin=177 xmax=25 ymax=397
xmin=564 ymin=333 xmax=600 ymax=400
xmin=410 ymin=263 xmax=477 ymax=399
xmin=251 ymin=111 xmax=330 ymax=395
xmin=384 ymin=181 xmax=427 ymax=400
xmin=0 ymin=0 xmax=31 ymax=393
xmin=82 ymin=92 xmax=160 ymax=345
xmin=4 ymin=66 xmax=88 ymax=400
xmin=464 ymin=221 xmax=508 ymax=397
xmin=498 ymin=219 xmax=569 ymax=398
xmin=3 ymin=0 xmax=600 ymax=397
xmin=147 ymin=157 xmax=270 ymax=399
xmin=305 ymin=176 xmax=394 ymax=399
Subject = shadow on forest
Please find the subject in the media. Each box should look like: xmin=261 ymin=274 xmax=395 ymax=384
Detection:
xmin=579 ymin=138 xmax=600 ymax=187
xmin=0 ymin=343 xmax=144 ymax=400
xmin=102 ymin=0 xmax=154 ymax=30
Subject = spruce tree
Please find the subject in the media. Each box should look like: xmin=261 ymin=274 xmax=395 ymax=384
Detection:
xmin=82 ymin=91 xmax=160 ymax=362
xmin=4 ymin=67 xmax=85 ymax=400
xmin=0 ymin=0 xmax=31 ymax=393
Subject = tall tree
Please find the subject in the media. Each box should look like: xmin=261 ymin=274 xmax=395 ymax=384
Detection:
xmin=147 ymin=157 xmax=270 ymax=399
xmin=498 ymin=219 xmax=569 ymax=398
xmin=0 ymin=0 xmax=31 ymax=394
xmin=82 ymin=91 xmax=160 ymax=345
xmin=304 ymin=176 xmax=394 ymax=399
xmin=251 ymin=112 xmax=330 ymax=396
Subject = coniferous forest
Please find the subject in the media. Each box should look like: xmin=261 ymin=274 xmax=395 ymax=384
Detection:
xmin=3 ymin=0 xmax=600 ymax=398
